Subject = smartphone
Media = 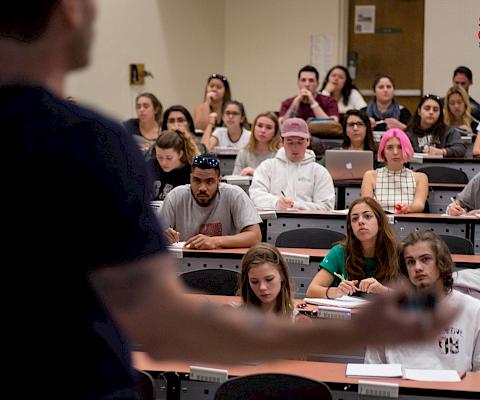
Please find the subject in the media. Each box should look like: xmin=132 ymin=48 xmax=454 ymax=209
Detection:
xmin=399 ymin=291 xmax=437 ymax=311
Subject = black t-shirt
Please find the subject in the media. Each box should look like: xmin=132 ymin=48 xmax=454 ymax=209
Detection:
xmin=1 ymin=86 xmax=167 ymax=399
xmin=146 ymin=159 xmax=191 ymax=200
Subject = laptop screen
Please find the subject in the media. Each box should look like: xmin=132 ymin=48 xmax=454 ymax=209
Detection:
xmin=324 ymin=150 xmax=374 ymax=180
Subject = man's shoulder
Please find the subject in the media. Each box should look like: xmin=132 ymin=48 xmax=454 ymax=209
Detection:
xmin=450 ymin=289 xmax=480 ymax=310
xmin=281 ymin=95 xmax=295 ymax=106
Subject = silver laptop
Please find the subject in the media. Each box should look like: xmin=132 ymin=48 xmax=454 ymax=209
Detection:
xmin=324 ymin=150 xmax=373 ymax=180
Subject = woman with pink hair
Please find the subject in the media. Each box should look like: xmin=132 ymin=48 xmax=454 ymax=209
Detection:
xmin=361 ymin=128 xmax=428 ymax=214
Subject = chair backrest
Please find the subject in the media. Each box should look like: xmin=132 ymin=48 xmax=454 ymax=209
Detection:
xmin=135 ymin=369 xmax=155 ymax=400
xmin=180 ymin=269 xmax=239 ymax=295
xmin=275 ymin=228 xmax=345 ymax=249
xmin=214 ymin=373 xmax=333 ymax=400
xmin=439 ymin=234 xmax=474 ymax=255
xmin=416 ymin=166 xmax=468 ymax=184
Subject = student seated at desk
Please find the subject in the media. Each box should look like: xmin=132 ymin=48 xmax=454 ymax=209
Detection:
xmin=146 ymin=130 xmax=200 ymax=201
xmin=306 ymin=197 xmax=399 ymax=299
xmin=318 ymin=109 xmax=378 ymax=167
xmin=201 ymin=100 xmax=251 ymax=151
xmin=405 ymin=94 xmax=466 ymax=157
xmin=446 ymin=172 xmax=480 ymax=216
xmin=473 ymin=131 xmax=480 ymax=156
xmin=239 ymin=243 xmax=308 ymax=322
xmin=161 ymin=154 xmax=262 ymax=249
xmin=365 ymin=230 xmax=480 ymax=372
xmin=232 ymin=111 xmax=281 ymax=176
xmin=249 ymin=118 xmax=335 ymax=211
xmin=361 ymin=128 xmax=428 ymax=214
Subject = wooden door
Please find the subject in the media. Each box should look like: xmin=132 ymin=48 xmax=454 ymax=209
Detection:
xmin=348 ymin=0 xmax=424 ymax=114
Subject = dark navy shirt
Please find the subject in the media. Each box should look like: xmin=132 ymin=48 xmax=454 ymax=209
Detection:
xmin=1 ymin=86 xmax=167 ymax=399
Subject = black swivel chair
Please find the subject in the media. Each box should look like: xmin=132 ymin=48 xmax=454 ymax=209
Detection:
xmin=214 ymin=373 xmax=333 ymax=400
xmin=180 ymin=269 xmax=239 ymax=295
xmin=439 ymin=234 xmax=474 ymax=255
xmin=135 ymin=369 xmax=156 ymax=400
xmin=275 ymin=228 xmax=346 ymax=249
xmin=416 ymin=166 xmax=468 ymax=184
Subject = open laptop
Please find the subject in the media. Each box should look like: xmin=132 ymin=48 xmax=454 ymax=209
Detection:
xmin=324 ymin=149 xmax=373 ymax=180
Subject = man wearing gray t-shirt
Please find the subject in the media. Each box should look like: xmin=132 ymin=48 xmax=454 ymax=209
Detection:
xmin=162 ymin=154 xmax=262 ymax=249
xmin=446 ymin=172 xmax=480 ymax=216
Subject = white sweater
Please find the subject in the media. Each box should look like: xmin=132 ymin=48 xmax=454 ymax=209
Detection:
xmin=365 ymin=290 xmax=480 ymax=372
xmin=249 ymin=148 xmax=335 ymax=211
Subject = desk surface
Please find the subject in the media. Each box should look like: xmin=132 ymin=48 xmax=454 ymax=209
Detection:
xmin=180 ymin=247 xmax=480 ymax=265
xmin=133 ymin=352 xmax=480 ymax=393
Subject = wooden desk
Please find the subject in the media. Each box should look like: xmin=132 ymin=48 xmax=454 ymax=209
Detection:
xmin=133 ymin=352 xmax=480 ymax=400
xmin=334 ymin=180 xmax=467 ymax=212
xmin=172 ymin=247 xmax=480 ymax=299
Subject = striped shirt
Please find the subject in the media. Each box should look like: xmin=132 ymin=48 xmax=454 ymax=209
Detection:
xmin=374 ymin=167 xmax=416 ymax=213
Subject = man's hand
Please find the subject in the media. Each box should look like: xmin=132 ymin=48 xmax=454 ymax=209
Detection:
xmin=447 ymin=201 xmax=466 ymax=216
xmin=186 ymin=234 xmax=219 ymax=250
xmin=276 ymin=196 xmax=295 ymax=209
xmin=165 ymin=228 xmax=180 ymax=244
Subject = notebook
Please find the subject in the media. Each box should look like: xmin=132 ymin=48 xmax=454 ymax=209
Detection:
xmin=324 ymin=149 xmax=373 ymax=180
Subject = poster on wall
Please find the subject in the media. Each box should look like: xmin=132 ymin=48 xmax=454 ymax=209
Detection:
xmin=354 ymin=5 xmax=375 ymax=34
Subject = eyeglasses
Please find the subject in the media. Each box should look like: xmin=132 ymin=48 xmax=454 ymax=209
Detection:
xmin=209 ymin=73 xmax=228 ymax=82
xmin=224 ymin=111 xmax=241 ymax=117
xmin=346 ymin=121 xmax=366 ymax=129
xmin=192 ymin=155 xmax=220 ymax=169
xmin=423 ymin=94 xmax=441 ymax=101
xmin=167 ymin=117 xmax=187 ymax=124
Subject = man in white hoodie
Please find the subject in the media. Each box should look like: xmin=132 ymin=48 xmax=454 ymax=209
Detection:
xmin=249 ymin=118 xmax=335 ymax=210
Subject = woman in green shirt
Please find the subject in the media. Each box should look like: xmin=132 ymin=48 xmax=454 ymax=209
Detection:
xmin=306 ymin=196 xmax=399 ymax=298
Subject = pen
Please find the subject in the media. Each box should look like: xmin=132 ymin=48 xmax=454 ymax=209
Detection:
xmin=450 ymin=197 xmax=456 ymax=205
xmin=333 ymin=272 xmax=346 ymax=282
xmin=459 ymin=371 xmax=467 ymax=379
xmin=281 ymin=190 xmax=286 ymax=197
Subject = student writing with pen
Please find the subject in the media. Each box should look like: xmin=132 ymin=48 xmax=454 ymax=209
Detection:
xmin=249 ymin=118 xmax=335 ymax=211
xmin=446 ymin=172 xmax=480 ymax=216
xmin=162 ymin=154 xmax=262 ymax=249
xmin=306 ymin=197 xmax=399 ymax=298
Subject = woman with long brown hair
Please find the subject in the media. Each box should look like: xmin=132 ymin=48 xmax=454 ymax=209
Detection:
xmin=306 ymin=196 xmax=399 ymax=298
xmin=147 ymin=129 xmax=200 ymax=200
xmin=239 ymin=243 xmax=295 ymax=318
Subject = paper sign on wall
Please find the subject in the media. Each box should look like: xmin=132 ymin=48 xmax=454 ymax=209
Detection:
xmin=354 ymin=5 xmax=375 ymax=34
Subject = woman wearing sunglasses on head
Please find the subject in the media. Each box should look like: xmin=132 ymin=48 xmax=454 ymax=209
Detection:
xmin=406 ymin=94 xmax=466 ymax=157
xmin=193 ymin=73 xmax=232 ymax=131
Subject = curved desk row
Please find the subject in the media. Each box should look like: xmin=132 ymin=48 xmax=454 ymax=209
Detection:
xmin=263 ymin=211 xmax=479 ymax=255
xmin=133 ymin=352 xmax=480 ymax=400
xmin=171 ymin=247 xmax=480 ymax=299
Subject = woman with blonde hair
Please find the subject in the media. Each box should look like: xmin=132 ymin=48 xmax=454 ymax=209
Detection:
xmin=233 ymin=111 xmax=281 ymax=176
xmin=147 ymin=129 xmax=200 ymax=200
xmin=444 ymin=86 xmax=474 ymax=133
xmin=306 ymin=197 xmax=399 ymax=299
xmin=239 ymin=243 xmax=295 ymax=318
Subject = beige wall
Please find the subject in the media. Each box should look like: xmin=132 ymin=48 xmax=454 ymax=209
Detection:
xmin=66 ymin=0 xmax=225 ymax=120
xmin=225 ymin=0 xmax=343 ymax=118
xmin=424 ymin=0 xmax=480 ymax=101
xmin=66 ymin=0 xmax=479 ymax=122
